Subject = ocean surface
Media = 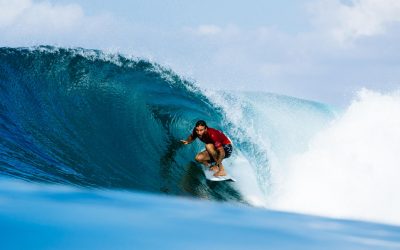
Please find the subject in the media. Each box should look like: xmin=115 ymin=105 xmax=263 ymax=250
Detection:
xmin=1 ymin=46 xmax=399 ymax=249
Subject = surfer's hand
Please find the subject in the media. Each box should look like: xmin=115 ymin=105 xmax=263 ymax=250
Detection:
xmin=180 ymin=140 xmax=189 ymax=145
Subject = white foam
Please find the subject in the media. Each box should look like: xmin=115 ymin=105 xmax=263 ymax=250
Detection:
xmin=227 ymin=154 xmax=268 ymax=207
xmin=271 ymin=89 xmax=400 ymax=225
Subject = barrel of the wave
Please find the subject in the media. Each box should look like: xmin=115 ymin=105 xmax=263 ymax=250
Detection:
xmin=0 ymin=47 xmax=213 ymax=191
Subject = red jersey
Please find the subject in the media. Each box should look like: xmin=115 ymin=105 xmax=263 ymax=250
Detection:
xmin=192 ymin=127 xmax=231 ymax=148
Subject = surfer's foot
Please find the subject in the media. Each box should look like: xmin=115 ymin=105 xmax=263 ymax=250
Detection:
xmin=209 ymin=165 xmax=219 ymax=172
xmin=214 ymin=170 xmax=226 ymax=177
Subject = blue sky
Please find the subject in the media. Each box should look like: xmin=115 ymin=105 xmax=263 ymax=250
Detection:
xmin=54 ymin=0 xmax=311 ymax=31
xmin=1 ymin=0 xmax=400 ymax=106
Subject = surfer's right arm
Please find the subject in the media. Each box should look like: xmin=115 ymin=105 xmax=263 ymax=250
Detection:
xmin=180 ymin=134 xmax=194 ymax=145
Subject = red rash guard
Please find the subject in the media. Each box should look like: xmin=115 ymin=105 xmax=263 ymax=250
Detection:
xmin=192 ymin=127 xmax=231 ymax=148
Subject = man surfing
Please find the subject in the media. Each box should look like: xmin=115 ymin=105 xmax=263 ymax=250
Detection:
xmin=181 ymin=120 xmax=233 ymax=177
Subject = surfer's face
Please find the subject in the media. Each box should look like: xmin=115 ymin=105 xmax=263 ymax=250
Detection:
xmin=195 ymin=125 xmax=207 ymax=138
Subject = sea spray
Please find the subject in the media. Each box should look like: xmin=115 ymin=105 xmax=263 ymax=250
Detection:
xmin=272 ymin=89 xmax=400 ymax=225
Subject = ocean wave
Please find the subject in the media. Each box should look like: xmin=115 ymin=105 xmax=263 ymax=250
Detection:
xmin=7 ymin=46 xmax=398 ymax=226
xmin=0 ymin=46 xmax=244 ymax=202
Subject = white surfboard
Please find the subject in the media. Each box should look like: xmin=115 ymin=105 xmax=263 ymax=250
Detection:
xmin=202 ymin=166 xmax=236 ymax=182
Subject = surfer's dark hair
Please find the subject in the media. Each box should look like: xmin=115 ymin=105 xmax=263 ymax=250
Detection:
xmin=195 ymin=120 xmax=208 ymax=128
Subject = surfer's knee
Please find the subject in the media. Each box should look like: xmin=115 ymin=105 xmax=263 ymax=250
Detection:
xmin=195 ymin=154 xmax=203 ymax=162
xmin=205 ymin=143 xmax=216 ymax=152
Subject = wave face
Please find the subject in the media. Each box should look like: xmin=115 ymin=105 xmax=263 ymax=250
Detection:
xmin=0 ymin=46 xmax=245 ymax=201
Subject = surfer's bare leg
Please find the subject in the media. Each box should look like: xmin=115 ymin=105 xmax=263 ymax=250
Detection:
xmin=204 ymin=144 xmax=218 ymax=171
xmin=205 ymin=144 xmax=226 ymax=176
xmin=195 ymin=150 xmax=211 ymax=167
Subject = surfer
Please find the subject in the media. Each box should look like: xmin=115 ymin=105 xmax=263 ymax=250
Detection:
xmin=181 ymin=120 xmax=233 ymax=177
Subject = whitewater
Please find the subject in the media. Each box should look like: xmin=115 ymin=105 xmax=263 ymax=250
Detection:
xmin=0 ymin=46 xmax=399 ymax=249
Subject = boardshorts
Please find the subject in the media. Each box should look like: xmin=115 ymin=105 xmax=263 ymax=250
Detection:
xmin=208 ymin=144 xmax=233 ymax=163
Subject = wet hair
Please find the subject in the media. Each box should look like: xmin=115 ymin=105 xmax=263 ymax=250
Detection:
xmin=195 ymin=120 xmax=208 ymax=128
